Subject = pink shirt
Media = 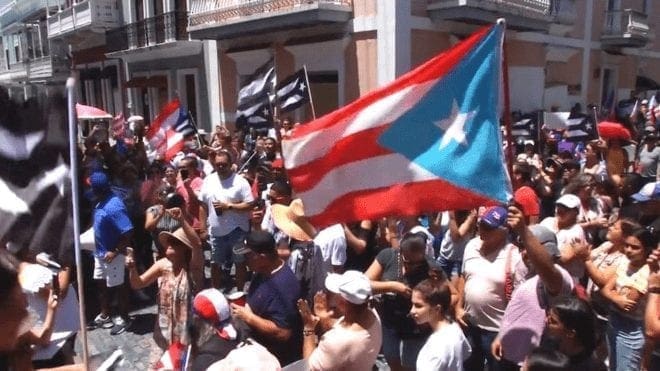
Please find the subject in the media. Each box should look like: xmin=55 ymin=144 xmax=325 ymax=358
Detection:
xmin=499 ymin=266 xmax=574 ymax=364
xmin=308 ymin=311 xmax=382 ymax=371
xmin=176 ymin=176 xmax=203 ymax=228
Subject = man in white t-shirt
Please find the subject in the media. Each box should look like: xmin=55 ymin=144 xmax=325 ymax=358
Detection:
xmin=199 ymin=151 xmax=254 ymax=291
xmin=456 ymin=206 xmax=522 ymax=371
xmin=540 ymin=194 xmax=588 ymax=281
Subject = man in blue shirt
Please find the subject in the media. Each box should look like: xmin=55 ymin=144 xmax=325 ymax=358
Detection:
xmin=231 ymin=230 xmax=302 ymax=365
xmin=90 ymin=172 xmax=133 ymax=335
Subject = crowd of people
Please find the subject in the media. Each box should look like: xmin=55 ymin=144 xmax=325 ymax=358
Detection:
xmin=1 ymin=97 xmax=659 ymax=371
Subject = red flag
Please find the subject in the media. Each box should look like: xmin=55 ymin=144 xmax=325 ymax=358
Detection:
xmin=145 ymin=99 xmax=194 ymax=161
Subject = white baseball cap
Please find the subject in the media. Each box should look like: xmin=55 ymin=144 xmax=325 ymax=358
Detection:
xmin=325 ymin=270 xmax=372 ymax=305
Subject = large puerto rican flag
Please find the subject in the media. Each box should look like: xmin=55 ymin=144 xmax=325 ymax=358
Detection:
xmin=145 ymin=99 xmax=194 ymax=161
xmin=282 ymin=23 xmax=512 ymax=227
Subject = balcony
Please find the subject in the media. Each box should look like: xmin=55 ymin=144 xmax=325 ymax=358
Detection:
xmin=427 ymin=0 xmax=575 ymax=32
xmin=106 ymin=11 xmax=192 ymax=56
xmin=47 ymin=0 xmax=120 ymax=39
xmin=0 ymin=55 xmax=68 ymax=84
xmin=601 ymin=9 xmax=649 ymax=50
xmin=1 ymin=0 xmax=63 ymax=31
xmin=188 ymin=0 xmax=353 ymax=42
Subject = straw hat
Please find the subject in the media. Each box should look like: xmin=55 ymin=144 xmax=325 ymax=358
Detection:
xmin=271 ymin=198 xmax=317 ymax=241
xmin=158 ymin=228 xmax=195 ymax=250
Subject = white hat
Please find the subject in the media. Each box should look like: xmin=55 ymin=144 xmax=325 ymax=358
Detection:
xmin=556 ymin=194 xmax=580 ymax=209
xmin=325 ymin=270 xmax=372 ymax=305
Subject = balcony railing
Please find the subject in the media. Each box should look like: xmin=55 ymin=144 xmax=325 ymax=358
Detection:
xmin=189 ymin=0 xmax=352 ymax=29
xmin=427 ymin=0 xmax=551 ymax=15
xmin=427 ymin=0 xmax=574 ymax=31
xmin=0 ymin=0 xmax=60 ymax=29
xmin=47 ymin=0 xmax=120 ymax=39
xmin=105 ymin=11 xmax=189 ymax=53
xmin=602 ymin=9 xmax=649 ymax=44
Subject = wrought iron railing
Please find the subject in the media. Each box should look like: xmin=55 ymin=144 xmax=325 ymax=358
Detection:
xmin=105 ymin=11 xmax=189 ymax=53
xmin=188 ymin=0 xmax=353 ymax=28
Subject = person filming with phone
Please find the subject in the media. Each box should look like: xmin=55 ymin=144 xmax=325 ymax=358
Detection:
xmin=176 ymin=156 xmax=203 ymax=232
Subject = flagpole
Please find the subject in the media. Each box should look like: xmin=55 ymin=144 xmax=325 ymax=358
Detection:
xmin=303 ymin=65 xmax=316 ymax=120
xmin=271 ymin=48 xmax=283 ymax=144
xmin=498 ymin=18 xmax=515 ymax=190
xmin=187 ymin=109 xmax=203 ymax=149
xmin=66 ymin=77 xmax=90 ymax=371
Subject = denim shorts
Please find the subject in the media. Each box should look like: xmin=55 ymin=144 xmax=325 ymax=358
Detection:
xmin=210 ymin=227 xmax=247 ymax=269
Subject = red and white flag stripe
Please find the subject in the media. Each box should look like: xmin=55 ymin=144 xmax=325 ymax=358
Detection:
xmin=282 ymin=27 xmax=496 ymax=226
xmin=146 ymin=99 xmax=191 ymax=161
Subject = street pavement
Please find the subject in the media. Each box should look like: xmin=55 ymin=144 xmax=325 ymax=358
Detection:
xmin=75 ymin=303 xmax=157 ymax=370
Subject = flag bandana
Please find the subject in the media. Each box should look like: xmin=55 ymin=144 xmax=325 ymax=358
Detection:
xmin=276 ymin=68 xmax=309 ymax=113
xmin=282 ymin=24 xmax=511 ymax=227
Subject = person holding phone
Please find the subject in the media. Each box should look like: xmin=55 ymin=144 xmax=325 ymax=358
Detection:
xmin=176 ymin=156 xmax=203 ymax=231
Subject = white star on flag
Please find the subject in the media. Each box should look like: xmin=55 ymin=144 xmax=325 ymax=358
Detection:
xmin=434 ymin=99 xmax=477 ymax=150
xmin=299 ymin=82 xmax=306 ymax=91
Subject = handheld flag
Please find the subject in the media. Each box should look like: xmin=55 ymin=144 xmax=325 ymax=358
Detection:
xmin=111 ymin=112 xmax=125 ymax=140
xmin=236 ymin=58 xmax=276 ymax=129
xmin=145 ymin=99 xmax=194 ymax=161
xmin=564 ymin=115 xmax=598 ymax=142
xmin=282 ymin=23 xmax=511 ymax=227
xmin=75 ymin=103 xmax=112 ymax=120
xmin=276 ymin=68 xmax=310 ymax=113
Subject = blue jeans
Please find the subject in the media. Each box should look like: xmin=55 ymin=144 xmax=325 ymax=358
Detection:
xmin=381 ymin=322 xmax=427 ymax=369
xmin=210 ymin=227 xmax=247 ymax=271
xmin=607 ymin=311 xmax=644 ymax=371
xmin=464 ymin=325 xmax=509 ymax=371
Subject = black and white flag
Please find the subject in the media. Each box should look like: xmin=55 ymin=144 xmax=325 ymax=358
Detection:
xmin=0 ymin=86 xmax=74 ymax=266
xmin=236 ymin=59 xmax=275 ymax=128
xmin=276 ymin=69 xmax=310 ymax=113
xmin=565 ymin=115 xmax=598 ymax=142
xmin=236 ymin=97 xmax=273 ymax=129
xmin=237 ymin=58 xmax=275 ymax=107
xmin=511 ymin=117 xmax=538 ymax=139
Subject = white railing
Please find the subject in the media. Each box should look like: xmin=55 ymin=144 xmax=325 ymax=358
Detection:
xmin=189 ymin=0 xmax=352 ymax=27
xmin=47 ymin=0 xmax=119 ymax=38
xmin=603 ymin=9 xmax=649 ymax=38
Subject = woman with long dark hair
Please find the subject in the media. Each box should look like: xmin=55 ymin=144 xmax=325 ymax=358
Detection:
xmin=365 ymin=232 xmax=447 ymax=371
xmin=602 ymin=227 xmax=658 ymax=371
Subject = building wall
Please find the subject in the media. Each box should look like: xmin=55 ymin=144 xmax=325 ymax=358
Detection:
xmin=410 ymin=29 xmax=451 ymax=69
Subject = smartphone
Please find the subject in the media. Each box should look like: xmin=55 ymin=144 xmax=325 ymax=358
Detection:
xmin=180 ymin=169 xmax=189 ymax=180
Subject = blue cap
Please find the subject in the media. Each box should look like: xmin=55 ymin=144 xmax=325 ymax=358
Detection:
xmin=480 ymin=206 xmax=508 ymax=229
xmin=89 ymin=172 xmax=110 ymax=191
